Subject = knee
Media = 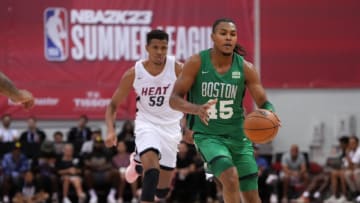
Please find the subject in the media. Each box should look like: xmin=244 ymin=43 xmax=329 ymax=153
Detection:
xmin=62 ymin=176 xmax=70 ymax=183
xmin=220 ymin=168 xmax=239 ymax=190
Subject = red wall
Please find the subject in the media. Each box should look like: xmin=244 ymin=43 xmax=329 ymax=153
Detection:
xmin=261 ymin=0 xmax=360 ymax=88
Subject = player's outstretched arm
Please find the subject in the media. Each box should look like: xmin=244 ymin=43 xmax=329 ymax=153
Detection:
xmin=105 ymin=67 xmax=135 ymax=147
xmin=0 ymin=72 xmax=34 ymax=109
xmin=170 ymin=55 xmax=217 ymax=125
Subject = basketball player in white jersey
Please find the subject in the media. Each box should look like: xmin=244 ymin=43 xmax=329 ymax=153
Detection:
xmin=105 ymin=30 xmax=183 ymax=203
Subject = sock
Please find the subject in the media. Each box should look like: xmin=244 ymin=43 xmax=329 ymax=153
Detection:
xmin=313 ymin=191 xmax=320 ymax=199
xmin=89 ymin=189 xmax=96 ymax=197
xmin=109 ymin=188 xmax=116 ymax=196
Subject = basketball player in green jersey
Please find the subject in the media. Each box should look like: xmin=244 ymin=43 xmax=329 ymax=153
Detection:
xmin=170 ymin=18 xmax=277 ymax=203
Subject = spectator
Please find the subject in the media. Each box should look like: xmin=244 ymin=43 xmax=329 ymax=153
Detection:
xmin=117 ymin=120 xmax=135 ymax=153
xmin=170 ymin=141 xmax=198 ymax=203
xmin=12 ymin=170 xmax=49 ymax=203
xmin=19 ymin=117 xmax=46 ymax=144
xmin=281 ymin=144 xmax=309 ymax=202
xmin=0 ymin=114 xmax=19 ymax=142
xmin=343 ymin=135 xmax=360 ymax=202
xmin=324 ymin=136 xmax=350 ymax=203
xmin=254 ymin=144 xmax=272 ymax=202
xmin=67 ymin=115 xmax=92 ymax=143
xmin=112 ymin=140 xmax=138 ymax=203
xmin=53 ymin=131 xmax=65 ymax=156
xmin=83 ymin=135 xmax=120 ymax=203
xmin=1 ymin=142 xmax=30 ymax=203
xmin=56 ymin=144 xmax=86 ymax=203
xmin=80 ymin=129 xmax=101 ymax=156
xmin=35 ymin=147 xmax=59 ymax=203
xmin=296 ymin=168 xmax=330 ymax=203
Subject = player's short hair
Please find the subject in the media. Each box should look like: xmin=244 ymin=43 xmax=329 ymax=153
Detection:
xmin=212 ymin=18 xmax=236 ymax=33
xmin=146 ymin=29 xmax=168 ymax=45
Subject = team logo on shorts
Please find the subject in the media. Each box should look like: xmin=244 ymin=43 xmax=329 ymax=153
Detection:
xmin=44 ymin=7 xmax=68 ymax=61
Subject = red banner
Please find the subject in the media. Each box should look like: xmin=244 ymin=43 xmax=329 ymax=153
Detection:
xmin=0 ymin=0 xmax=255 ymax=119
xmin=261 ymin=0 xmax=360 ymax=88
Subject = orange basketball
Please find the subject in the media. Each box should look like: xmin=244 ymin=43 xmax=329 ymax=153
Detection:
xmin=243 ymin=109 xmax=280 ymax=144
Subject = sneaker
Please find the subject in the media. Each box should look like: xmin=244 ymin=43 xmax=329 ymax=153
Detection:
xmin=107 ymin=194 xmax=117 ymax=203
xmin=270 ymin=194 xmax=278 ymax=203
xmin=3 ymin=195 xmax=9 ymax=203
xmin=313 ymin=191 xmax=321 ymax=199
xmin=356 ymin=195 xmax=360 ymax=203
xmin=63 ymin=197 xmax=72 ymax=203
xmin=125 ymin=152 xmax=140 ymax=183
xmin=130 ymin=197 xmax=138 ymax=203
xmin=266 ymin=174 xmax=278 ymax=184
xmin=324 ymin=195 xmax=337 ymax=203
xmin=117 ymin=198 xmax=124 ymax=203
xmin=89 ymin=195 xmax=98 ymax=203
xmin=337 ymin=195 xmax=351 ymax=203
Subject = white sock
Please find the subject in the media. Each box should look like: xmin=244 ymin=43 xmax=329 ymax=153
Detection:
xmin=313 ymin=191 xmax=320 ymax=199
xmin=109 ymin=188 xmax=116 ymax=196
xmin=303 ymin=191 xmax=309 ymax=197
xmin=89 ymin=189 xmax=97 ymax=197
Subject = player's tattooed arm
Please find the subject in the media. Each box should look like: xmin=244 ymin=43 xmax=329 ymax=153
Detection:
xmin=0 ymin=72 xmax=21 ymax=100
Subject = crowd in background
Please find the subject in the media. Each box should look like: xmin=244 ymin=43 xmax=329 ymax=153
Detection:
xmin=1 ymin=113 xmax=360 ymax=203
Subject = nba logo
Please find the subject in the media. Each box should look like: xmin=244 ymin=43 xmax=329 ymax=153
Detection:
xmin=44 ymin=8 xmax=68 ymax=61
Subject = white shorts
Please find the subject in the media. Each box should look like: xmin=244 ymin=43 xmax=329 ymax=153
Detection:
xmin=134 ymin=119 xmax=181 ymax=169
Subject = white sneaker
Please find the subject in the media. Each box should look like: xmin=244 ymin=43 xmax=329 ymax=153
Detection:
xmin=313 ymin=191 xmax=321 ymax=199
xmin=130 ymin=197 xmax=138 ymax=203
xmin=356 ymin=195 xmax=360 ymax=203
xmin=3 ymin=196 xmax=9 ymax=203
xmin=63 ymin=197 xmax=72 ymax=203
xmin=324 ymin=195 xmax=337 ymax=203
xmin=270 ymin=194 xmax=278 ymax=203
xmin=125 ymin=152 xmax=140 ymax=183
xmin=336 ymin=195 xmax=350 ymax=203
xmin=266 ymin=174 xmax=278 ymax=184
xmin=89 ymin=195 xmax=98 ymax=203
xmin=107 ymin=194 xmax=117 ymax=203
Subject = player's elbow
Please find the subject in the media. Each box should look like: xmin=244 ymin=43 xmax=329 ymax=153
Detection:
xmin=106 ymin=101 xmax=117 ymax=113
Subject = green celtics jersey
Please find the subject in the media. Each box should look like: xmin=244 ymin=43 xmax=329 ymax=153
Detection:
xmin=187 ymin=49 xmax=246 ymax=136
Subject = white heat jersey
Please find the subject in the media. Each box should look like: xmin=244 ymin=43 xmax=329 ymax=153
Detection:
xmin=133 ymin=55 xmax=183 ymax=125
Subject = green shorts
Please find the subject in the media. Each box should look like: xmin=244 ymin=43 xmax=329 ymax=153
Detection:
xmin=194 ymin=133 xmax=258 ymax=190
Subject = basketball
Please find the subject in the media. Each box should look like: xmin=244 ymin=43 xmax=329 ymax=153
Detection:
xmin=243 ymin=109 xmax=280 ymax=144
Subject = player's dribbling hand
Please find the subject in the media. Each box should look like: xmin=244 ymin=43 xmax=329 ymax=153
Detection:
xmin=105 ymin=132 xmax=117 ymax=148
xmin=11 ymin=89 xmax=35 ymax=110
xmin=197 ymin=99 xmax=217 ymax=126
